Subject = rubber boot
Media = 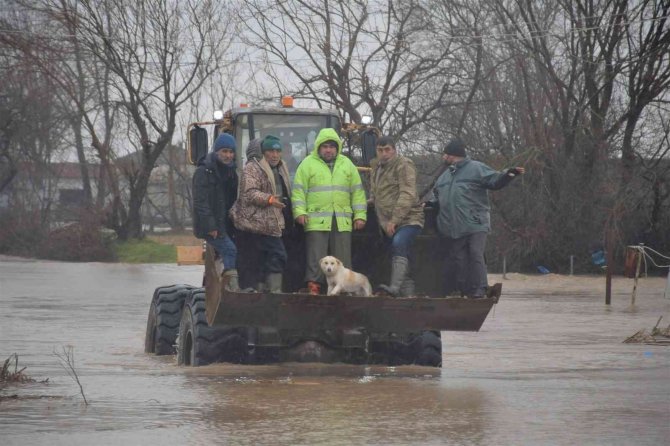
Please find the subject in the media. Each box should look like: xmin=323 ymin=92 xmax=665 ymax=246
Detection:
xmin=265 ymin=273 xmax=283 ymax=293
xmin=378 ymin=256 xmax=409 ymax=297
xmin=399 ymin=277 xmax=415 ymax=297
xmin=307 ymin=281 xmax=321 ymax=295
xmin=222 ymin=269 xmax=240 ymax=292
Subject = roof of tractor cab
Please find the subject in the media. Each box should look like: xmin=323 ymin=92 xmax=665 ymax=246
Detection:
xmin=228 ymin=106 xmax=341 ymax=118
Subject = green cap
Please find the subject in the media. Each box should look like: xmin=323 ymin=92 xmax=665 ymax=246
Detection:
xmin=261 ymin=135 xmax=282 ymax=152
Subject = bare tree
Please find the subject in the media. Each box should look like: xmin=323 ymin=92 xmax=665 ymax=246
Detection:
xmin=0 ymin=30 xmax=70 ymax=231
xmin=239 ymin=0 xmax=471 ymax=140
xmin=616 ymin=0 xmax=670 ymax=175
xmin=0 ymin=93 xmax=18 ymax=195
xmin=3 ymin=1 xmax=117 ymax=212
xmin=53 ymin=346 xmax=88 ymax=405
xmin=7 ymin=0 xmax=232 ymax=239
xmin=71 ymin=0 xmax=235 ymax=238
xmin=412 ymin=0 xmax=670 ymax=271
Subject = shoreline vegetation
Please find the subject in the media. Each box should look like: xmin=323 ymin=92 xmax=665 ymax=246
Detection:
xmin=116 ymin=232 xmax=200 ymax=263
xmin=0 ymin=226 xmax=201 ymax=264
xmin=114 ymin=237 xmax=178 ymax=264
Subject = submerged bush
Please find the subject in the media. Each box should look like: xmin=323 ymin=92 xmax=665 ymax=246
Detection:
xmin=42 ymin=219 xmax=117 ymax=262
xmin=0 ymin=211 xmax=45 ymax=258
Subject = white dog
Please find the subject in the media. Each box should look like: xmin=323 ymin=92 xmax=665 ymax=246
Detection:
xmin=319 ymin=256 xmax=372 ymax=297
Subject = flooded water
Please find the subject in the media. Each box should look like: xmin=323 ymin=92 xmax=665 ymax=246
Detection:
xmin=1 ymin=258 xmax=668 ymax=445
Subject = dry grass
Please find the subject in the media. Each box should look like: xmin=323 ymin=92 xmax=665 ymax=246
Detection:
xmin=1 ymin=354 xmax=36 ymax=387
xmin=624 ymin=316 xmax=670 ymax=345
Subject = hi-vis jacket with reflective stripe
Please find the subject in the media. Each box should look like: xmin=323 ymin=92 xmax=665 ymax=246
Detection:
xmin=291 ymin=128 xmax=367 ymax=232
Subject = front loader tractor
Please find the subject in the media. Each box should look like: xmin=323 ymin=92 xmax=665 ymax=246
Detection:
xmin=144 ymin=98 xmax=501 ymax=367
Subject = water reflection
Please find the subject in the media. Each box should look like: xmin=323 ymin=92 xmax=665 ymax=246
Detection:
xmin=182 ymin=364 xmax=486 ymax=445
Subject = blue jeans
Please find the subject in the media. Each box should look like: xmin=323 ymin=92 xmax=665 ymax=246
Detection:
xmin=390 ymin=225 xmax=421 ymax=258
xmin=205 ymin=233 xmax=237 ymax=270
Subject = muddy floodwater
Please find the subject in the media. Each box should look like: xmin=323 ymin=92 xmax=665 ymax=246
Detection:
xmin=1 ymin=258 xmax=668 ymax=445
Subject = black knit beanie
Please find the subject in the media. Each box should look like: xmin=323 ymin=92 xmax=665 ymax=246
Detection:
xmin=444 ymin=138 xmax=466 ymax=157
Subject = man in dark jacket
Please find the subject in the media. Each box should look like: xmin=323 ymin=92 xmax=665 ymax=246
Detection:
xmin=433 ymin=138 xmax=525 ymax=298
xmin=192 ymin=132 xmax=240 ymax=290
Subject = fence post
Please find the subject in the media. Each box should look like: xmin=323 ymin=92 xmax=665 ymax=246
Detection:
xmin=605 ymin=228 xmax=614 ymax=305
xmin=570 ymin=255 xmax=574 ymax=276
xmin=502 ymin=256 xmax=507 ymax=279
xmin=631 ymin=248 xmax=643 ymax=306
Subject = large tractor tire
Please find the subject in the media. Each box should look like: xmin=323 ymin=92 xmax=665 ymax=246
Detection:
xmin=368 ymin=330 xmax=442 ymax=367
xmin=145 ymin=284 xmax=194 ymax=355
xmin=409 ymin=331 xmax=442 ymax=367
xmin=177 ymin=288 xmax=248 ymax=366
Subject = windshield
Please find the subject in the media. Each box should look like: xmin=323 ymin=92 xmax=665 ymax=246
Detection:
xmin=235 ymin=112 xmax=341 ymax=178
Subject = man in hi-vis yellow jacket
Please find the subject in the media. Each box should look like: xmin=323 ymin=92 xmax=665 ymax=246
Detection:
xmin=292 ymin=128 xmax=367 ymax=295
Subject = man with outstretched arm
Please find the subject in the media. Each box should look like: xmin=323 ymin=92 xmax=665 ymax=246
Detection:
xmin=431 ymin=137 xmax=525 ymax=298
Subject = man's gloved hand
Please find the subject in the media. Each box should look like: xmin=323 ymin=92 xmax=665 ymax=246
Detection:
xmin=506 ymin=167 xmax=525 ymax=176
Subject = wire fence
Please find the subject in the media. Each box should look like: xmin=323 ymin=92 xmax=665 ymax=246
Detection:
xmin=626 ymin=245 xmax=670 ymax=301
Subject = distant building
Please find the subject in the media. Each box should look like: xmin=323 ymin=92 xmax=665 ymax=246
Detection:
xmin=0 ymin=161 xmax=100 ymax=221
xmin=1 ymin=147 xmax=195 ymax=231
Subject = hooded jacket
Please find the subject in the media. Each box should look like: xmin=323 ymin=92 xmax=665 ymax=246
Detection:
xmin=192 ymin=151 xmax=238 ymax=238
xmin=291 ymin=128 xmax=367 ymax=232
xmin=245 ymin=138 xmax=262 ymax=163
xmin=433 ymin=157 xmax=513 ymax=239
xmin=369 ymin=154 xmax=424 ymax=235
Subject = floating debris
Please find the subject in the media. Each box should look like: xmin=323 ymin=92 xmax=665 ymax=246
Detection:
xmin=624 ymin=316 xmax=670 ymax=345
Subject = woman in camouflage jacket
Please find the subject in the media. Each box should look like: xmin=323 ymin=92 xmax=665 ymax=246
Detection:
xmin=230 ymin=136 xmax=292 ymax=292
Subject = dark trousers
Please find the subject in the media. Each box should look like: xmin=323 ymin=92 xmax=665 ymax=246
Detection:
xmin=442 ymin=232 xmax=488 ymax=296
xmin=304 ymin=221 xmax=352 ymax=283
xmin=237 ymin=231 xmax=287 ymax=288
xmin=257 ymin=235 xmax=287 ymax=274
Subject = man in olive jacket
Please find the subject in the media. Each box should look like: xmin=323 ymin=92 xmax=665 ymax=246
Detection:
xmin=433 ymin=138 xmax=525 ymax=298
xmin=292 ymin=128 xmax=367 ymax=295
xmin=369 ymin=136 xmax=424 ymax=297
xmin=192 ymin=132 xmax=240 ymax=290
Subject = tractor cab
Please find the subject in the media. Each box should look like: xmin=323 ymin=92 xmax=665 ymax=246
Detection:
xmin=187 ymin=98 xmax=377 ymax=178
